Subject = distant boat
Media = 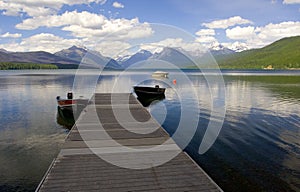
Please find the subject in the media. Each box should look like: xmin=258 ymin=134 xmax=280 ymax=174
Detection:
xmin=152 ymin=71 xmax=168 ymax=78
xmin=263 ymin=65 xmax=274 ymax=70
xmin=133 ymin=85 xmax=166 ymax=98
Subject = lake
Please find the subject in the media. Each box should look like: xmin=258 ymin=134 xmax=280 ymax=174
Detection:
xmin=0 ymin=69 xmax=299 ymax=192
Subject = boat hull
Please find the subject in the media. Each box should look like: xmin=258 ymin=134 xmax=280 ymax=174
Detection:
xmin=133 ymin=86 xmax=165 ymax=98
xmin=57 ymin=99 xmax=88 ymax=109
xmin=152 ymin=71 xmax=168 ymax=78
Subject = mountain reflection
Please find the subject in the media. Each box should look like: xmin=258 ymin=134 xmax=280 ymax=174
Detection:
xmin=0 ymin=70 xmax=299 ymax=192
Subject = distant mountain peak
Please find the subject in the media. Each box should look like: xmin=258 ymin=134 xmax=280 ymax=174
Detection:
xmin=117 ymin=49 xmax=153 ymax=68
xmin=210 ymin=42 xmax=227 ymax=51
xmin=68 ymin=45 xmax=87 ymax=51
xmin=227 ymin=42 xmax=249 ymax=52
xmin=0 ymin=48 xmax=10 ymax=53
xmin=54 ymin=45 xmax=88 ymax=62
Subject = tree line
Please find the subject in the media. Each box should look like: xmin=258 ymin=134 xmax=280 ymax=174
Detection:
xmin=0 ymin=62 xmax=58 ymax=70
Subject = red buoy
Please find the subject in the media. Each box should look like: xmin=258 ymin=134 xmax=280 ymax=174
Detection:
xmin=173 ymin=79 xmax=177 ymax=85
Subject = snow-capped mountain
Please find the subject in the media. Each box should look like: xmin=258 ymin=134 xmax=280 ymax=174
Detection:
xmin=0 ymin=48 xmax=10 ymax=53
xmin=149 ymin=47 xmax=194 ymax=68
xmin=115 ymin=44 xmax=239 ymax=69
xmin=118 ymin=50 xmax=153 ymax=68
xmin=55 ymin=46 xmax=122 ymax=69
xmin=116 ymin=54 xmax=132 ymax=63
xmin=227 ymin=42 xmax=249 ymax=52
xmin=208 ymin=42 xmax=236 ymax=55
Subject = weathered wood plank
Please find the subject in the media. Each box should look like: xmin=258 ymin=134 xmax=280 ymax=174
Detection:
xmin=36 ymin=93 xmax=222 ymax=192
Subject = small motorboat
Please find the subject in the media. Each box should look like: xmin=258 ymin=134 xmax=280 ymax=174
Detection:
xmin=56 ymin=92 xmax=89 ymax=116
xmin=133 ymin=85 xmax=165 ymax=98
xmin=152 ymin=71 xmax=168 ymax=78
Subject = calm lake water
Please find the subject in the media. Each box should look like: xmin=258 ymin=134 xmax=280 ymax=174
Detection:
xmin=0 ymin=69 xmax=299 ymax=192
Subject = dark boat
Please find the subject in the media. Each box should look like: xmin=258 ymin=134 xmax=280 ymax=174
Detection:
xmin=133 ymin=85 xmax=166 ymax=107
xmin=137 ymin=94 xmax=165 ymax=107
xmin=133 ymin=85 xmax=165 ymax=98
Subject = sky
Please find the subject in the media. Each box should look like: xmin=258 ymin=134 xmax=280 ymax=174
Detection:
xmin=0 ymin=0 xmax=299 ymax=57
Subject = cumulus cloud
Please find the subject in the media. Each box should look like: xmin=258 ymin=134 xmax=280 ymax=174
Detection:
xmin=16 ymin=11 xmax=106 ymax=30
xmin=255 ymin=21 xmax=300 ymax=43
xmin=94 ymin=41 xmax=131 ymax=58
xmin=0 ymin=32 xmax=22 ymax=38
xmin=283 ymin=0 xmax=300 ymax=4
xmin=16 ymin=11 xmax=153 ymax=42
xmin=195 ymin=29 xmax=215 ymax=36
xmin=0 ymin=32 xmax=133 ymax=57
xmin=226 ymin=26 xmax=256 ymax=40
xmin=0 ymin=33 xmax=80 ymax=53
xmin=22 ymin=33 xmax=82 ymax=53
xmin=62 ymin=18 xmax=153 ymax=41
xmin=195 ymin=28 xmax=218 ymax=47
xmin=112 ymin=1 xmax=124 ymax=8
xmin=202 ymin=16 xmax=253 ymax=29
xmin=195 ymin=36 xmax=217 ymax=44
xmin=0 ymin=0 xmax=107 ymax=17
xmin=226 ymin=21 xmax=300 ymax=48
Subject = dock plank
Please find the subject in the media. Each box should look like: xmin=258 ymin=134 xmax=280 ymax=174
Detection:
xmin=37 ymin=93 xmax=222 ymax=192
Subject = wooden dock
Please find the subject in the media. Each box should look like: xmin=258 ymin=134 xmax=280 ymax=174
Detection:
xmin=37 ymin=93 xmax=222 ymax=192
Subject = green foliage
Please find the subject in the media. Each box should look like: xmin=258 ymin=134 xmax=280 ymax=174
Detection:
xmin=217 ymin=36 xmax=300 ymax=69
xmin=0 ymin=62 xmax=58 ymax=70
xmin=54 ymin=64 xmax=78 ymax=69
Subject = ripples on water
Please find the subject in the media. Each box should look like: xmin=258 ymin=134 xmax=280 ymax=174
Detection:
xmin=147 ymin=73 xmax=300 ymax=192
xmin=0 ymin=70 xmax=299 ymax=192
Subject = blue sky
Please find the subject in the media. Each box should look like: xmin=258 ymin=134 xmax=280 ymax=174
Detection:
xmin=0 ymin=0 xmax=299 ymax=57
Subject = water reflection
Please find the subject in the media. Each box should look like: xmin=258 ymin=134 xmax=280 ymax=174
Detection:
xmin=137 ymin=94 xmax=165 ymax=107
xmin=184 ymin=75 xmax=300 ymax=192
xmin=0 ymin=71 xmax=75 ymax=191
xmin=56 ymin=107 xmax=75 ymax=129
xmin=0 ymin=70 xmax=299 ymax=192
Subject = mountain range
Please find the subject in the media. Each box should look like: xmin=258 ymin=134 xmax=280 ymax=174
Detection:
xmin=0 ymin=36 xmax=299 ymax=69
xmin=216 ymin=36 xmax=300 ymax=69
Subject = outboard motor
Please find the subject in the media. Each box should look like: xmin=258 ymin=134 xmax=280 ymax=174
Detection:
xmin=67 ymin=92 xmax=73 ymax=100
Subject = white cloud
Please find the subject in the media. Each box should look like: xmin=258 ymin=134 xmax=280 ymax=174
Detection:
xmin=226 ymin=21 xmax=300 ymax=48
xmin=94 ymin=41 xmax=131 ymax=58
xmin=226 ymin=26 xmax=256 ymax=40
xmin=283 ymin=0 xmax=300 ymax=4
xmin=112 ymin=1 xmax=124 ymax=8
xmin=196 ymin=36 xmax=217 ymax=44
xmin=0 ymin=32 xmax=22 ymax=38
xmin=61 ymin=17 xmax=153 ymax=41
xmin=0 ymin=0 xmax=107 ymax=17
xmin=0 ymin=33 xmax=81 ymax=53
xmin=195 ymin=29 xmax=215 ymax=36
xmin=16 ymin=11 xmax=106 ymax=30
xmin=195 ymin=29 xmax=217 ymax=46
xmin=0 ymin=1 xmax=54 ymax=16
xmin=255 ymin=21 xmax=300 ymax=44
xmin=16 ymin=11 xmax=153 ymax=42
xmin=202 ymin=16 xmax=253 ymax=29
